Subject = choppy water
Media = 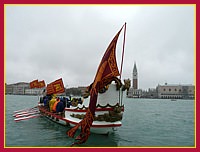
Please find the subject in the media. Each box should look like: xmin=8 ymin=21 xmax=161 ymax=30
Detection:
xmin=5 ymin=95 xmax=195 ymax=147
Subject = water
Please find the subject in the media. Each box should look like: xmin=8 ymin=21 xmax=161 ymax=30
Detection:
xmin=5 ymin=95 xmax=195 ymax=147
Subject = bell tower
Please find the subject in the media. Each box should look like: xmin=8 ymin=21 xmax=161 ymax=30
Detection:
xmin=132 ymin=62 xmax=138 ymax=89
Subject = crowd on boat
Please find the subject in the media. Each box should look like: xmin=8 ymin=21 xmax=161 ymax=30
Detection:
xmin=39 ymin=94 xmax=83 ymax=116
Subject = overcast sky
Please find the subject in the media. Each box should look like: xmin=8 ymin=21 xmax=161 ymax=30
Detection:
xmin=5 ymin=5 xmax=195 ymax=90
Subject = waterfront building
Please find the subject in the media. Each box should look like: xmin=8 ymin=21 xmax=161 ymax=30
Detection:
xmin=127 ymin=87 xmax=142 ymax=98
xmin=6 ymin=82 xmax=29 ymax=95
xmin=5 ymin=82 xmax=43 ymax=95
xmin=5 ymin=83 xmax=13 ymax=94
xmin=25 ymin=88 xmax=43 ymax=95
xmin=157 ymin=83 xmax=195 ymax=99
xmin=141 ymin=88 xmax=158 ymax=98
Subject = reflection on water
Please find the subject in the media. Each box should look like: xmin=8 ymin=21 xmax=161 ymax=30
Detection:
xmin=38 ymin=116 xmax=119 ymax=147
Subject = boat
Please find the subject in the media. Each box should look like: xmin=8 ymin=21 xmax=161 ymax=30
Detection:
xmin=38 ymin=81 xmax=129 ymax=134
xmin=171 ymin=99 xmax=177 ymax=101
xmin=14 ymin=23 xmax=129 ymax=145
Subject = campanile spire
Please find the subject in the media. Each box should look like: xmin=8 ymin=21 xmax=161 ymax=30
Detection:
xmin=132 ymin=62 xmax=138 ymax=89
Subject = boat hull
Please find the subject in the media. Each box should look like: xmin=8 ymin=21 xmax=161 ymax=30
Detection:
xmin=38 ymin=84 xmax=124 ymax=135
xmin=38 ymin=105 xmax=123 ymax=135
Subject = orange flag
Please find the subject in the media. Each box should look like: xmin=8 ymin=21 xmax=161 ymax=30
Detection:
xmin=46 ymin=83 xmax=54 ymax=95
xmin=46 ymin=78 xmax=65 ymax=95
xmin=29 ymin=79 xmax=39 ymax=89
xmin=52 ymin=78 xmax=65 ymax=94
xmin=38 ymin=80 xmax=46 ymax=88
xmin=67 ymin=24 xmax=126 ymax=146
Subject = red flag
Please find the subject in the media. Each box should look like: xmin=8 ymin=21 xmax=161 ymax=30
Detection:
xmin=46 ymin=83 xmax=54 ymax=95
xmin=67 ymin=24 xmax=125 ymax=145
xmin=52 ymin=78 xmax=65 ymax=94
xmin=29 ymin=80 xmax=39 ymax=89
xmin=38 ymin=80 xmax=46 ymax=88
xmin=46 ymin=78 xmax=65 ymax=95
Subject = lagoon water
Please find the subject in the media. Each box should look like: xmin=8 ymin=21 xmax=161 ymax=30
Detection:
xmin=5 ymin=95 xmax=195 ymax=147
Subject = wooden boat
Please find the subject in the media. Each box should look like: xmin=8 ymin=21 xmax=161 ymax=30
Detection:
xmin=38 ymin=83 xmax=125 ymax=135
xmin=36 ymin=23 xmax=129 ymax=141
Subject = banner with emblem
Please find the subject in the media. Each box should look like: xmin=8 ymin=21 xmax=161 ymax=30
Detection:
xmin=38 ymin=80 xmax=46 ymax=88
xmin=46 ymin=78 xmax=65 ymax=95
xmin=67 ymin=23 xmax=126 ymax=146
xmin=46 ymin=83 xmax=54 ymax=95
xmin=29 ymin=79 xmax=39 ymax=89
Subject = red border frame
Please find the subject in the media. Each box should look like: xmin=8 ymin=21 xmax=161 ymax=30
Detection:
xmin=2 ymin=0 xmax=198 ymax=152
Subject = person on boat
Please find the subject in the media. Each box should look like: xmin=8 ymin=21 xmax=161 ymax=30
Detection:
xmin=49 ymin=94 xmax=57 ymax=112
xmin=43 ymin=96 xmax=48 ymax=107
xmin=56 ymin=100 xmax=65 ymax=116
xmin=66 ymin=97 xmax=71 ymax=108
xmin=60 ymin=97 xmax=67 ymax=108
xmin=52 ymin=97 xmax=60 ymax=112
xmin=78 ymin=98 xmax=83 ymax=104
xmin=46 ymin=95 xmax=51 ymax=111
xmin=71 ymin=98 xmax=79 ymax=107
xmin=39 ymin=89 xmax=47 ymax=104
xmin=70 ymin=98 xmax=83 ymax=107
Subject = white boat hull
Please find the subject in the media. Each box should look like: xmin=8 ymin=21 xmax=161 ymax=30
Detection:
xmin=39 ymin=105 xmax=123 ymax=135
xmin=38 ymin=84 xmax=124 ymax=135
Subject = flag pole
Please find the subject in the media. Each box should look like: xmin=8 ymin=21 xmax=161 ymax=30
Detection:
xmin=119 ymin=22 xmax=126 ymax=106
xmin=119 ymin=22 xmax=126 ymax=79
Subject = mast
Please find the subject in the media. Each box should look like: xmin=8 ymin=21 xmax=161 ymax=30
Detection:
xmin=119 ymin=22 xmax=127 ymax=79
xmin=119 ymin=22 xmax=127 ymax=106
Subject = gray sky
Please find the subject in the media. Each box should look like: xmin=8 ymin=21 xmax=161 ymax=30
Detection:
xmin=5 ymin=5 xmax=195 ymax=90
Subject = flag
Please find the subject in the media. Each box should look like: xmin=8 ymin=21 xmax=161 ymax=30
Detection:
xmin=46 ymin=83 xmax=54 ymax=95
xmin=67 ymin=24 xmax=125 ymax=146
xmin=46 ymin=78 xmax=65 ymax=95
xmin=38 ymin=80 xmax=46 ymax=88
xmin=52 ymin=78 xmax=65 ymax=94
xmin=29 ymin=80 xmax=39 ymax=89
